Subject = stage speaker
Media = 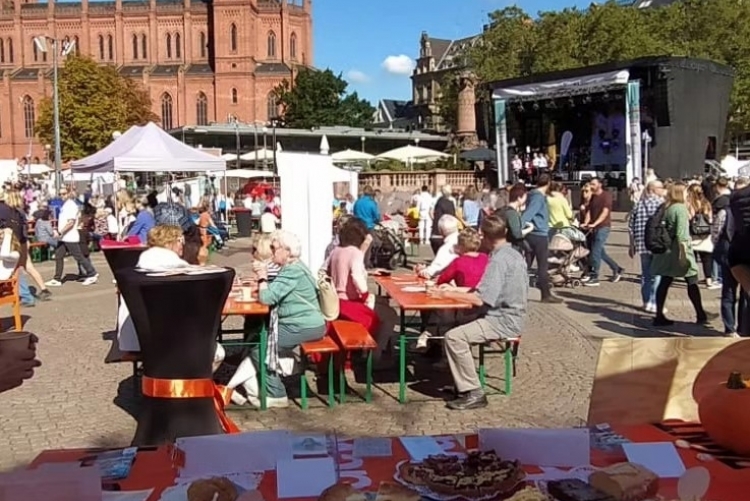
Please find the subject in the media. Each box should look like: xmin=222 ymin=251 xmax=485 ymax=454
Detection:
xmin=653 ymin=72 xmax=672 ymax=127
xmin=475 ymin=100 xmax=492 ymax=144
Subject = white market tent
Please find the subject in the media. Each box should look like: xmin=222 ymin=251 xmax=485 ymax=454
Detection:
xmin=239 ymin=148 xmax=276 ymax=162
xmin=71 ymin=122 xmax=225 ymax=173
xmin=331 ymin=149 xmax=374 ymax=162
xmin=375 ymin=145 xmax=448 ymax=163
xmin=277 ymin=152 xmax=357 ymax=273
xmin=214 ymin=169 xmax=273 ymax=179
xmin=23 ymin=163 xmax=52 ymax=175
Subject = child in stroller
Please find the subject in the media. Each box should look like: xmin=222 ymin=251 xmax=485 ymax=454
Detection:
xmin=548 ymin=226 xmax=589 ymax=288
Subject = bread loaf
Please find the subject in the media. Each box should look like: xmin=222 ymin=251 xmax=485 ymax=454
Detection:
xmin=588 ymin=462 xmax=659 ymax=501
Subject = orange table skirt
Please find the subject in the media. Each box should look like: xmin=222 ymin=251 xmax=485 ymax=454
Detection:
xmin=29 ymin=422 xmax=749 ymax=501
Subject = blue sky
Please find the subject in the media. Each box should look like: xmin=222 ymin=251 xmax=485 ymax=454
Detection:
xmin=313 ymin=0 xmax=589 ymax=104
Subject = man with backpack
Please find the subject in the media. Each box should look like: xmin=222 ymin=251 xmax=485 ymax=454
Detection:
xmin=628 ymin=179 xmax=666 ymax=312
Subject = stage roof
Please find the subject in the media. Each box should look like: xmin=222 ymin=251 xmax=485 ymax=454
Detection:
xmin=487 ymin=56 xmax=734 ymax=94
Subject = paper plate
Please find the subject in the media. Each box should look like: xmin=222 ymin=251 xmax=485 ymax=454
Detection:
xmin=401 ymin=286 xmax=425 ymax=293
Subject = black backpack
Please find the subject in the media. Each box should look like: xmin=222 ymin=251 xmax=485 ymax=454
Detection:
xmin=644 ymin=204 xmax=671 ymax=254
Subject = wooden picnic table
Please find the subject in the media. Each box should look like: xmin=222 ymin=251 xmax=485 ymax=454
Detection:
xmin=373 ymin=274 xmax=474 ymax=404
xmin=221 ymin=294 xmax=270 ymax=410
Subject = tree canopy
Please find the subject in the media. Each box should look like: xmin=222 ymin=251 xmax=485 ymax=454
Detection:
xmin=36 ymin=55 xmax=157 ymax=161
xmin=449 ymin=0 xmax=750 ymax=135
xmin=273 ymin=68 xmax=375 ymax=129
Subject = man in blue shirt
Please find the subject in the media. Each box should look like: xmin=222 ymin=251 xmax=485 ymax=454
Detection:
xmin=521 ymin=174 xmax=561 ymax=303
xmin=353 ymin=185 xmax=381 ymax=267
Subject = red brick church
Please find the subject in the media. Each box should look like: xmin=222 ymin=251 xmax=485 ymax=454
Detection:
xmin=0 ymin=0 xmax=312 ymax=160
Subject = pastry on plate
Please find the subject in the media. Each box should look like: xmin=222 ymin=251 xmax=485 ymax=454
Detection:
xmin=318 ymin=482 xmax=368 ymax=501
xmin=397 ymin=451 xmax=525 ymax=498
xmin=588 ymin=462 xmax=659 ymax=501
xmin=187 ymin=477 xmax=239 ymax=501
xmin=504 ymin=486 xmax=551 ymax=501
xmin=546 ymin=479 xmax=615 ymax=501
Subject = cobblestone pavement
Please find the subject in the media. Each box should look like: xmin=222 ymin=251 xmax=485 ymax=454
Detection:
xmin=0 ymin=214 xmax=725 ymax=470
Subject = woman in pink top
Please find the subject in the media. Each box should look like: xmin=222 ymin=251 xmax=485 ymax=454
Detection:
xmin=327 ymin=218 xmax=380 ymax=335
xmin=417 ymin=228 xmax=489 ymax=349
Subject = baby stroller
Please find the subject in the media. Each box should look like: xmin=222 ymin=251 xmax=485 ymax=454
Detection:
xmin=548 ymin=227 xmax=589 ymax=288
xmin=372 ymin=221 xmax=409 ymax=269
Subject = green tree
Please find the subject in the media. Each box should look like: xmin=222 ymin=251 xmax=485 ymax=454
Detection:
xmin=435 ymin=72 xmax=460 ymax=132
xmin=36 ymin=55 xmax=157 ymax=161
xmin=273 ymin=68 xmax=375 ymax=128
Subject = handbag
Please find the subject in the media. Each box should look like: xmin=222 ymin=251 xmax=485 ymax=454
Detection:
xmin=690 ymin=213 xmax=711 ymax=237
xmin=315 ymin=268 xmax=340 ymax=321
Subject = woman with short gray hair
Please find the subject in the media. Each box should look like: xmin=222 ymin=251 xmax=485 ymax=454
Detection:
xmin=430 ymin=184 xmax=457 ymax=254
xmin=416 ymin=214 xmax=460 ymax=279
xmin=240 ymin=230 xmax=325 ymax=408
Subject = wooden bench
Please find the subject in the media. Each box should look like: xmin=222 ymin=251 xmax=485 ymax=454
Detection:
xmin=477 ymin=337 xmax=521 ymax=395
xmin=329 ymin=320 xmax=377 ymax=404
xmin=299 ymin=335 xmax=339 ymax=409
xmin=28 ymin=241 xmax=49 ymax=263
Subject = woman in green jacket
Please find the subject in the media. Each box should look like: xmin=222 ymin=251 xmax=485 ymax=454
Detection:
xmin=651 ymin=182 xmax=708 ymax=326
xmin=250 ymin=230 xmax=326 ymax=407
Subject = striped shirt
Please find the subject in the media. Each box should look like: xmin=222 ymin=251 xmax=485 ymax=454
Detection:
xmin=628 ymin=194 xmax=663 ymax=254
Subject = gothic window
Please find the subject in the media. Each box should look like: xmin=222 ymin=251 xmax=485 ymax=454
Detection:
xmin=42 ymin=49 xmax=47 ymax=62
xmin=266 ymin=92 xmax=277 ymax=120
xmin=22 ymin=95 xmax=34 ymax=138
xmin=166 ymin=34 xmax=172 ymax=59
xmin=267 ymin=31 xmax=276 ymax=58
xmin=229 ymin=24 xmax=237 ymax=53
xmin=196 ymin=92 xmax=208 ymax=126
xmin=199 ymin=32 xmax=206 ymax=58
xmin=108 ymin=35 xmax=114 ymax=60
xmin=132 ymin=34 xmax=138 ymax=59
xmin=0 ymin=39 xmax=4 ymax=63
xmin=231 ymin=88 xmax=238 ymax=105
xmin=161 ymin=93 xmax=173 ymax=130
xmin=141 ymin=34 xmax=147 ymax=59
xmin=7 ymin=39 xmax=13 ymax=63
xmin=175 ymin=33 xmax=181 ymax=59
xmin=289 ymin=33 xmax=297 ymax=60
xmin=98 ymin=35 xmax=104 ymax=60
xmin=73 ymin=36 xmax=79 ymax=55
xmin=32 ymin=38 xmax=38 ymax=62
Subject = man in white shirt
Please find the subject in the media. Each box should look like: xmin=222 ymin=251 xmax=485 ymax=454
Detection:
xmin=416 ymin=185 xmax=434 ymax=245
xmin=260 ymin=207 xmax=279 ymax=234
xmin=416 ymin=215 xmax=459 ymax=278
xmin=45 ymin=188 xmax=98 ymax=287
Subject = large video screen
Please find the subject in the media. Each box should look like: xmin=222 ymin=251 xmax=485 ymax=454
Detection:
xmin=590 ymin=105 xmax=627 ymax=168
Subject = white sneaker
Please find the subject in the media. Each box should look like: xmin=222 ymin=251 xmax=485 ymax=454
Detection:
xmin=82 ymin=274 xmax=99 ymax=286
xmin=415 ymin=331 xmax=431 ymax=349
xmin=248 ymin=396 xmax=289 ymax=408
xmin=45 ymin=279 xmax=62 ymax=287
xmin=708 ymin=282 xmax=722 ymax=290
xmin=230 ymin=391 xmax=248 ymax=406
xmin=644 ymin=303 xmax=656 ymax=313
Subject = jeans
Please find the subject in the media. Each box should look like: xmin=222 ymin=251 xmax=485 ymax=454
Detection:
xmin=717 ymin=241 xmax=747 ymax=334
xmin=249 ymin=323 xmax=326 ymax=398
xmin=639 ymin=253 xmax=661 ymax=307
xmin=54 ymin=242 xmax=97 ymax=281
xmin=588 ymin=227 xmax=620 ymax=279
xmin=18 ymin=273 xmax=34 ymax=304
xmin=525 ymin=233 xmax=551 ymax=298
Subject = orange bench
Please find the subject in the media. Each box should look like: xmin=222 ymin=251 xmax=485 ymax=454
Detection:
xmin=299 ymin=335 xmax=339 ymax=409
xmin=329 ymin=320 xmax=377 ymax=403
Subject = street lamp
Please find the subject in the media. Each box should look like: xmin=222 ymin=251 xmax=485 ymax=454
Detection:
xmin=360 ymin=136 xmax=366 ymax=153
xmin=262 ymin=127 xmax=268 ymax=170
xmin=34 ymin=35 xmax=75 ymax=192
xmin=270 ymin=118 xmax=279 ymax=175
xmin=44 ymin=144 xmax=51 ymax=166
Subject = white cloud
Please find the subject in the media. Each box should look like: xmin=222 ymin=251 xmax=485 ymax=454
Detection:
xmin=346 ymin=69 xmax=370 ymax=84
xmin=381 ymin=55 xmax=415 ymax=76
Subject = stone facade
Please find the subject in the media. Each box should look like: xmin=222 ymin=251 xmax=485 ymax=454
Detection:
xmin=0 ymin=0 xmax=312 ymax=160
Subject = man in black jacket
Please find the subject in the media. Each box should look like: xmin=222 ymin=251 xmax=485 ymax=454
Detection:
xmin=728 ymin=177 xmax=750 ymax=336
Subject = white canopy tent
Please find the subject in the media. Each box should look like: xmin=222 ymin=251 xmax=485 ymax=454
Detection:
xmin=239 ymin=148 xmax=276 ymax=162
xmin=22 ymin=163 xmax=52 ymax=176
xmin=71 ymin=121 xmax=226 ymax=173
xmin=213 ymin=169 xmax=274 ymax=179
xmin=376 ymin=145 xmax=448 ymax=163
xmin=331 ymin=149 xmax=374 ymax=162
xmin=277 ymin=152 xmax=358 ymax=273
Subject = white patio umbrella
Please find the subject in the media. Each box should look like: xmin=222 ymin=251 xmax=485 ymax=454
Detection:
xmin=320 ymin=135 xmax=330 ymax=155
xmin=239 ymin=148 xmax=275 ymax=162
xmin=376 ymin=144 xmax=448 ymax=162
xmin=23 ymin=163 xmax=52 ymax=175
xmin=221 ymin=153 xmax=238 ymax=161
xmin=214 ymin=169 xmax=272 ymax=179
xmin=331 ymin=149 xmax=375 ymax=162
